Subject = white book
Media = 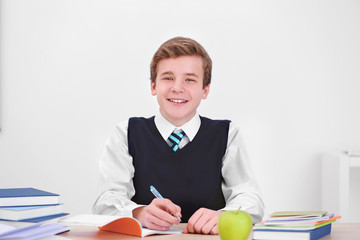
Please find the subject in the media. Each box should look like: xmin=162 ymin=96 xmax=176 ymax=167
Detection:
xmin=0 ymin=204 xmax=64 ymax=221
xmin=0 ymin=222 xmax=68 ymax=240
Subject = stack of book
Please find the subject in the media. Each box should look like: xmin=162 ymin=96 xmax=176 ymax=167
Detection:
xmin=253 ymin=211 xmax=341 ymax=240
xmin=0 ymin=188 xmax=68 ymax=223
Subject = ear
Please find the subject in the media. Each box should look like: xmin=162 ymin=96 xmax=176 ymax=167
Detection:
xmin=150 ymin=80 xmax=157 ymax=96
xmin=202 ymin=84 xmax=210 ymax=100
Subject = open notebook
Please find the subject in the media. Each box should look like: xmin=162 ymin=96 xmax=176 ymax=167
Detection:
xmin=60 ymin=214 xmax=183 ymax=237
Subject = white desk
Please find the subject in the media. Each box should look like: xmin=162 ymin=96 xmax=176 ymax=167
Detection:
xmin=60 ymin=223 xmax=360 ymax=240
xmin=322 ymin=153 xmax=360 ymax=222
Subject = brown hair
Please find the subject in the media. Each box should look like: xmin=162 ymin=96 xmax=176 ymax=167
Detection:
xmin=150 ymin=37 xmax=212 ymax=88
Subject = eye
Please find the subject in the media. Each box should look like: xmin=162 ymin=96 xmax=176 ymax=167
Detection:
xmin=163 ymin=77 xmax=173 ymax=81
xmin=185 ymin=78 xmax=196 ymax=82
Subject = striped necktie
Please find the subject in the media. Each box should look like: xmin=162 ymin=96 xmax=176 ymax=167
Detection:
xmin=168 ymin=130 xmax=185 ymax=152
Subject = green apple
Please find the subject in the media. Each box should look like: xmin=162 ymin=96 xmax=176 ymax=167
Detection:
xmin=218 ymin=210 xmax=252 ymax=240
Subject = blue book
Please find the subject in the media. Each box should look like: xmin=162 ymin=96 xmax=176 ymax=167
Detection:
xmin=253 ymin=223 xmax=332 ymax=240
xmin=19 ymin=213 xmax=69 ymax=223
xmin=0 ymin=213 xmax=69 ymax=223
xmin=0 ymin=188 xmax=59 ymax=207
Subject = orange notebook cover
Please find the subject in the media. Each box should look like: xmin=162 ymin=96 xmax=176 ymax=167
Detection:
xmin=99 ymin=217 xmax=142 ymax=236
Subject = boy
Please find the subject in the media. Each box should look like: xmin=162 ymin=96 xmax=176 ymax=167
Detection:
xmin=93 ymin=37 xmax=264 ymax=235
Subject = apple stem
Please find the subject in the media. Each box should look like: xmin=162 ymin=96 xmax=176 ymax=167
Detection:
xmin=237 ymin=206 xmax=242 ymax=214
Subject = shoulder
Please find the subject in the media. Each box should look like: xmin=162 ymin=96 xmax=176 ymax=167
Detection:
xmin=198 ymin=115 xmax=243 ymax=133
xmin=110 ymin=116 xmax=155 ymax=133
xmin=200 ymin=117 xmax=244 ymax=142
xmin=109 ymin=119 xmax=129 ymax=140
xmin=128 ymin=116 xmax=155 ymax=133
xmin=199 ymin=116 xmax=232 ymax=141
xmin=227 ymin=121 xmax=246 ymax=146
xmin=199 ymin=115 xmax=231 ymax=127
xmin=128 ymin=116 xmax=155 ymax=125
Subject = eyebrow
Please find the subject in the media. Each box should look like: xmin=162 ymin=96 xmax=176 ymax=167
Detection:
xmin=159 ymin=71 xmax=174 ymax=76
xmin=159 ymin=71 xmax=199 ymax=78
xmin=185 ymin=73 xmax=199 ymax=78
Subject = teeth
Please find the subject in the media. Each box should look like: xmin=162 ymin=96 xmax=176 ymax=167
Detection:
xmin=169 ymin=99 xmax=187 ymax=103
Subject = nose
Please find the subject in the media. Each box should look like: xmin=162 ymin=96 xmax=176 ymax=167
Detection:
xmin=171 ymin=79 xmax=185 ymax=92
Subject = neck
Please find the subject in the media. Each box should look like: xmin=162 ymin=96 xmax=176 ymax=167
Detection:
xmin=160 ymin=111 xmax=195 ymax=127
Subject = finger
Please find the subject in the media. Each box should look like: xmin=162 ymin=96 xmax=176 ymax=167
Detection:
xmin=188 ymin=208 xmax=220 ymax=234
xmin=145 ymin=221 xmax=171 ymax=231
xmin=157 ymin=199 xmax=182 ymax=219
xmin=148 ymin=204 xmax=177 ymax=224
xmin=144 ymin=213 xmax=173 ymax=230
xmin=149 ymin=199 xmax=181 ymax=224
xmin=204 ymin=211 xmax=222 ymax=235
xmin=210 ymin=224 xmax=219 ymax=235
xmin=186 ymin=208 xmax=205 ymax=233
xmin=153 ymin=199 xmax=182 ymax=222
xmin=200 ymin=216 xmax=218 ymax=234
xmin=173 ymin=205 xmax=182 ymax=219
xmin=193 ymin=210 xmax=212 ymax=233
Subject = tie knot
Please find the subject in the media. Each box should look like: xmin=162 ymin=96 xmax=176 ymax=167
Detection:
xmin=168 ymin=130 xmax=185 ymax=152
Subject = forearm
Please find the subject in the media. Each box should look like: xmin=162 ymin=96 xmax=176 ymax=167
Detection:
xmin=93 ymin=121 xmax=140 ymax=217
xmin=92 ymin=189 xmax=142 ymax=217
xmin=221 ymin=122 xmax=265 ymax=224
xmin=221 ymin=191 xmax=264 ymax=223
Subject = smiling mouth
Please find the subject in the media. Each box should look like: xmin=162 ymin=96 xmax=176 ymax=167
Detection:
xmin=168 ymin=99 xmax=188 ymax=103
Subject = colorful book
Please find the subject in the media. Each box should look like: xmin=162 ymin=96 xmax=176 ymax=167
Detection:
xmin=0 ymin=188 xmax=59 ymax=207
xmin=253 ymin=223 xmax=332 ymax=240
xmin=254 ymin=215 xmax=341 ymax=230
xmin=60 ymin=214 xmax=183 ymax=237
xmin=254 ymin=218 xmax=338 ymax=231
xmin=0 ymin=204 xmax=64 ymax=221
xmin=263 ymin=213 xmax=335 ymax=225
xmin=267 ymin=211 xmax=328 ymax=220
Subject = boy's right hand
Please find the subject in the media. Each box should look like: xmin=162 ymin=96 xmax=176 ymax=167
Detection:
xmin=132 ymin=198 xmax=182 ymax=231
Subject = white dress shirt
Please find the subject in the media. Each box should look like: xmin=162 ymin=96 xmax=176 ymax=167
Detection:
xmin=92 ymin=112 xmax=265 ymax=223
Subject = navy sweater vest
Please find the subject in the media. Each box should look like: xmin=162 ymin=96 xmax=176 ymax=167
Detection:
xmin=128 ymin=116 xmax=230 ymax=222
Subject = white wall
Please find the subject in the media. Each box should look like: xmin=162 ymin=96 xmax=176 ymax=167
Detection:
xmin=1 ymin=0 xmax=360 ymax=218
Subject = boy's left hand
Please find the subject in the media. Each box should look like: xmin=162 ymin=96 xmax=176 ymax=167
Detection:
xmin=184 ymin=208 xmax=224 ymax=235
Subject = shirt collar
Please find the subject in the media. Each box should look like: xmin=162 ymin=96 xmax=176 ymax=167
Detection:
xmin=154 ymin=111 xmax=201 ymax=142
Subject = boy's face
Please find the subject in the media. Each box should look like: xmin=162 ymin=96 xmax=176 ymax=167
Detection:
xmin=151 ymin=55 xmax=210 ymax=127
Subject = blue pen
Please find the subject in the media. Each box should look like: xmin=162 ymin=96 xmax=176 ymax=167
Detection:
xmin=150 ymin=185 xmax=181 ymax=222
